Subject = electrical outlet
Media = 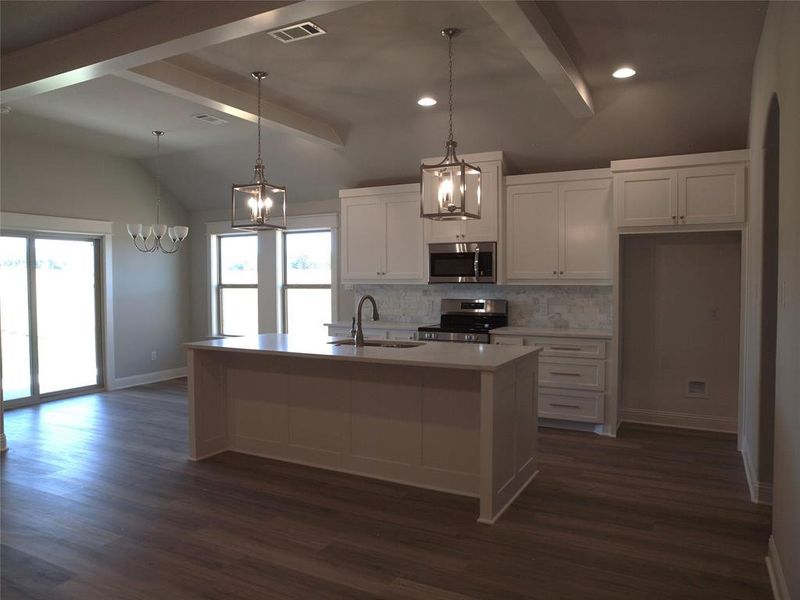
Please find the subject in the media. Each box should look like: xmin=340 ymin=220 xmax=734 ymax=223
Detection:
xmin=150 ymin=351 xmax=157 ymax=361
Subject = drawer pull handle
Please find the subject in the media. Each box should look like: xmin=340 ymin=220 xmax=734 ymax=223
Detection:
xmin=550 ymin=346 xmax=582 ymax=351
xmin=550 ymin=403 xmax=582 ymax=409
xmin=550 ymin=371 xmax=581 ymax=377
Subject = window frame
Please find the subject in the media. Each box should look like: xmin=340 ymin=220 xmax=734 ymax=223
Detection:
xmin=216 ymin=233 xmax=258 ymax=337
xmin=281 ymin=228 xmax=334 ymax=334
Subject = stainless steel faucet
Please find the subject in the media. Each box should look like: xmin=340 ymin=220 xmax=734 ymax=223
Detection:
xmin=354 ymin=295 xmax=379 ymax=347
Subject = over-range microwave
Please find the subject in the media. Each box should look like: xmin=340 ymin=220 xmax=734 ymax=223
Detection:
xmin=428 ymin=242 xmax=496 ymax=284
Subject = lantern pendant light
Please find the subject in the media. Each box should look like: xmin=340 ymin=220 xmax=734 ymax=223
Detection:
xmin=421 ymin=28 xmax=481 ymax=221
xmin=126 ymin=131 xmax=189 ymax=254
xmin=231 ymin=71 xmax=287 ymax=231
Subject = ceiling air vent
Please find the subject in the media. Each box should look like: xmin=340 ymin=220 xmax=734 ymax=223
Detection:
xmin=192 ymin=113 xmax=229 ymax=126
xmin=268 ymin=21 xmax=326 ymax=43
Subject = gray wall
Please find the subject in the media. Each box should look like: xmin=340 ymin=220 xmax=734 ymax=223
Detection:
xmin=745 ymin=1 xmax=800 ymax=595
xmin=0 ymin=134 xmax=191 ymax=380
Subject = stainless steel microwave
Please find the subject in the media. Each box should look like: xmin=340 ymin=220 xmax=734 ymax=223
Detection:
xmin=428 ymin=242 xmax=496 ymax=284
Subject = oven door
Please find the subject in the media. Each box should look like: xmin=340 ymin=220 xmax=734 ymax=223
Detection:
xmin=428 ymin=242 xmax=496 ymax=283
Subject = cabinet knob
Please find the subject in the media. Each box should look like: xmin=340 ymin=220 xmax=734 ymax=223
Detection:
xmin=680 ymin=215 xmax=685 ymax=221
xmin=553 ymin=271 xmax=557 ymax=275
xmin=672 ymin=215 xmax=677 ymax=221
xmin=560 ymin=271 xmax=564 ymax=275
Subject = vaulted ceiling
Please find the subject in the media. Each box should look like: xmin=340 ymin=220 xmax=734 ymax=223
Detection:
xmin=0 ymin=1 xmax=767 ymax=210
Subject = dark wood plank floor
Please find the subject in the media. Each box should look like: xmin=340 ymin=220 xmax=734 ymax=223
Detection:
xmin=1 ymin=379 xmax=772 ymax=599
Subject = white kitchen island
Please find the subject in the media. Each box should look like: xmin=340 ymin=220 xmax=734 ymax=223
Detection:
xmin=186 ymin=334 xmax=540 ymax=524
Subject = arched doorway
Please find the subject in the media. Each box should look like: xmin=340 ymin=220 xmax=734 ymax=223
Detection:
xmin=758 ymin=94 xmax=779 ymax=490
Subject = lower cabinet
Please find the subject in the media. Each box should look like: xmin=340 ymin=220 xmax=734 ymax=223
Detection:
xmin=492 ymin=333 xmax=608 ymax=425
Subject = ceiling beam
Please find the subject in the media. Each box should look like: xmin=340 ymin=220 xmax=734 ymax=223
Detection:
xmin=1 ymin=0 xmax=367 ymax=103
xmin=480 ymin=0 xmax=594 ymax=118
xmin=117 ymin=61 xmax=343 ymax=147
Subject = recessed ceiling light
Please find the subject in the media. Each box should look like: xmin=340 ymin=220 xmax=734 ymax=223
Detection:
xmin=613 ymin=66 xmax=636 ymax=79
xmin=417 ymin=96 xmax=437 ymax=107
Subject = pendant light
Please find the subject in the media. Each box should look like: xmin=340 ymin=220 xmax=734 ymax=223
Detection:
xmin=127 ymin=131 xmax=189 ymax=254
xmin=421 ymin=28 xmax=481 ymax=221
xmin=231 ymin=71 xmax=287 ymax=231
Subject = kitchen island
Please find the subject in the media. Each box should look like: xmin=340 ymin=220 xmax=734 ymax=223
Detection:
xmin=186 ymin=334 xmax=540 ymax=524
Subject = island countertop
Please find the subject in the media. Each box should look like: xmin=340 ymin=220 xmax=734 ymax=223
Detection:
xmin=186 ymin=333 xmax=539 ymax=372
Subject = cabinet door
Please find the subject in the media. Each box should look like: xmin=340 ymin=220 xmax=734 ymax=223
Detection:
xmin=463 ymin=162 xmax=499 ymax=242
xmin=425 ymin=215 xmax=463 ymax=243
xmin=679 ymin=164 xmax=745 ymax=224
xmin=559 ymin=179 xmax=611 ymax=279
xmin=341 ymin=196 xmax=383 ymax=281
xmin=506 ymin=183 xmax=559 ymax=280
xmin=615 ymin=170 xmax=678 ymax=227
xmin=383 ymin=194 xmax=424 ymax=281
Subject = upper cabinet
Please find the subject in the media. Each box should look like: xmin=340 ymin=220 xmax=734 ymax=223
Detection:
xmin=506 ymin=170 xmax=612 ymax=283
xmin=424 ymin=152 xmax=503 ymax=243
xmin=340 ymin=184 xmax=424 ymax=283
xmin=612 ymin=150 xmax=747 ymax=228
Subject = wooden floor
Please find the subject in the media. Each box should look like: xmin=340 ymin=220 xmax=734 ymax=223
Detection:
xmin=1 ymin=379 xmax=772 ymax=599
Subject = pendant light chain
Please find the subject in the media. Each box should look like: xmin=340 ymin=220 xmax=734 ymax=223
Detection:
xmin=256 ymin=74 xmax=263 ymax=167
xmin=155 ymin=131 xmax=162 ymax=225
xmin=447 ymin=31 xmax=454 ymax=143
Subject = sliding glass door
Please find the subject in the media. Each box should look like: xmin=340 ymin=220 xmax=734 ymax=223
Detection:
xmin=0 ymin=234 xmax=103 ymax=407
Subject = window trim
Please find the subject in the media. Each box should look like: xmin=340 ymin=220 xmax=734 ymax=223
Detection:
xmin=216 ymin=233 xmax=258 ymax=337
xmin=281 ymin=228 xmax=334 ymax=334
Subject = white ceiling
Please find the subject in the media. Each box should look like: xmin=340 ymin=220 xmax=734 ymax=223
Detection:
xmin=0 ymin=1 xmax=767 ymax=211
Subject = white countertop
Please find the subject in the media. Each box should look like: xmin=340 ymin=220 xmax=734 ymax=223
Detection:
xmin=491 ymin=327 xmax=612 ymax=339
xmin=324 ymin=320 xmax=433 ymax=331
xmin=186 ymin=333 xmax=539 ymax=372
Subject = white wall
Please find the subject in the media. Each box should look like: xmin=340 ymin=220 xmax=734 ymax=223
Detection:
xmin=622 ymin=233 xmax=741 ymax=432
xmin=0 ymin=134 xmax=191 ymax=380
xmin=188 ymin=198 xmax=353 ymax=341
xmin=744 ymin=1 xmax=800 ymax=596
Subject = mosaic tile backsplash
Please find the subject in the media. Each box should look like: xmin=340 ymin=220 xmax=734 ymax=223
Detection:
xmin=351 ymin=285 xmax=612 ymax=330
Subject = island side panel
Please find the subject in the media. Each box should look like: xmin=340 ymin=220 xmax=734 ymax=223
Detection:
xmin=208 ymin=354 xmax=482 ymax=497
xmin=478 ymin=353 xmax=539 ymax=524
xmin=188 ymin=348 xmax=229 ymax=460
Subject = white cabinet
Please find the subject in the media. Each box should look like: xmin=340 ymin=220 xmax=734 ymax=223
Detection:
xmin=613 ymin=169 xmax=678 ymax=227
xmin=491 ymin=332 xmax=608 ymax=425
xmin=612 ymin=152 xmax=747 ymax=228
xmin=425 ymin=161 xmax=501 ymax=243
xmin=506 ymin=172 xmax=611 ymax=282
xmin=680 ymin=164 xmax=746 ymax=225
xmin=340 ymin=185 xmax=424 ymax=283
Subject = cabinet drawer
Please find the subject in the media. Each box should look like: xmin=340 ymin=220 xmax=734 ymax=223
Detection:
xmin=526 ymin=337 xmax=606 ymax=359
xmin=539 ymin=388 xmax=604 ymax=423
xmin=387 ymin=330 xmax=417 ymax=341
xmin=491 ymin=336 xmax=525 ymax=346
xmin=539 ymin=357 xmax=605 ymax=391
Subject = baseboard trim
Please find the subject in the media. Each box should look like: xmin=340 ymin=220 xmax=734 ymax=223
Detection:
xmin=766 ymin=535 xmax=791 ymax=600
xmin=741 ymin=439 xmax=773 ymax=505
xmin=109 ymin=367 xmax=187 ymax=390
xmin=621 ymin=407 xmax=737 ymax=433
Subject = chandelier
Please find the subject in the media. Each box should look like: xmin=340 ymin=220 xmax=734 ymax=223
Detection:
xmin=126 ymin=131 xmax=189 ymax=253
xmin=231 ymin=71 xmax=287 ymax=231
xmin=420 ymin=28 xmax=481 ymax=221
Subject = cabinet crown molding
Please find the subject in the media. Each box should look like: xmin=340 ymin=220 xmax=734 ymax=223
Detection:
xmin=506 ymin=168 xmax=611 ymax=186
xmin=610 ymin=149 xmax=748 ymax=172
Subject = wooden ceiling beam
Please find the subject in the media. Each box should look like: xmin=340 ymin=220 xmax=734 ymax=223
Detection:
xmin=117 ymin=61 xmax=344 ymax=147
xmin=1 ymin=0 xmax=367 ymax=103
xmin=480 ymin=0 xmax=594 ymax=118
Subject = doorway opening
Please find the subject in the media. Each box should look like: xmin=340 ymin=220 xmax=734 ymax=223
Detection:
xmin=620 ymin=231 xmax=742 ymax=432
xmin=0 ymin=233 xmax=104 ymax=408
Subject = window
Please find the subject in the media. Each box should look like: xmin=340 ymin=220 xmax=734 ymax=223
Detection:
xmin=283 ymin=230 xmax=332 ymax=338
xmin=217 ymin=234 xmax=258 ymax=336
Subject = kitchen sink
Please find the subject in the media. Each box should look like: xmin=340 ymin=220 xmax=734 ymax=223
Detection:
xmin=328 ymin=339 xmax=424 ymax=348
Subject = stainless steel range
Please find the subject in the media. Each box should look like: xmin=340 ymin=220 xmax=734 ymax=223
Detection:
xmin=418 ymin=298 xmax=508 ymax=343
